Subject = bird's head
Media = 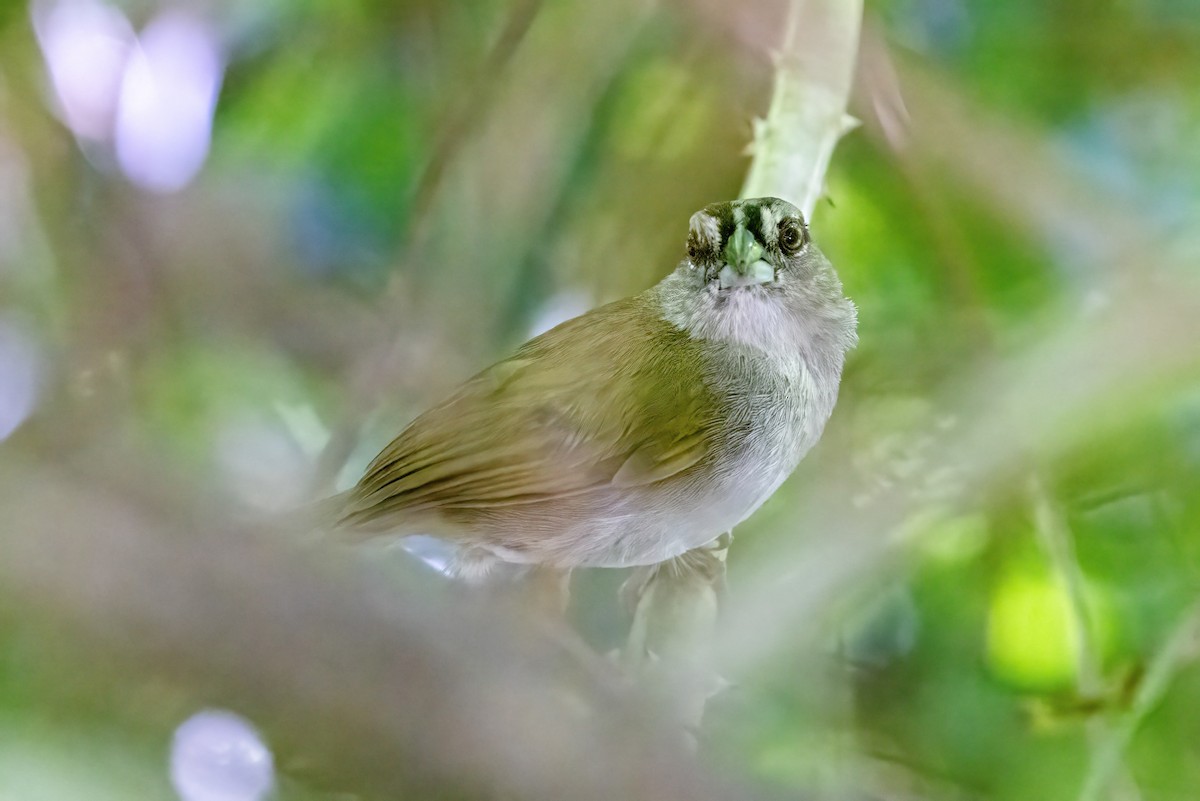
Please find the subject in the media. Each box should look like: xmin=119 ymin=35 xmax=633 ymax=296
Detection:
xmin=684 ymin=197 xmax=810 ymax=290
xmin=657 ymin=195 xmax=856 ymax=360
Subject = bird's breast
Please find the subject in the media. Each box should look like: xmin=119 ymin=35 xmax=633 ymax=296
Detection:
xmin=640 ymin=347 xmax=831 ymax=557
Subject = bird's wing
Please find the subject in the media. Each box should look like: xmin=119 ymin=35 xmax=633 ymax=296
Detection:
xmin=340 ymin=296 xmax=724 ymax=526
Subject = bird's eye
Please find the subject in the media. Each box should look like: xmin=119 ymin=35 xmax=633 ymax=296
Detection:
xmin=686 ymin=231 xmax=702 ymax=261
xmin=778 ymin=220 xmax=805 ymax=255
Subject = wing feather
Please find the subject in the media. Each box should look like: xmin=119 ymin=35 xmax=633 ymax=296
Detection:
xmin=339 ymin=296 xmax=724 ymax=530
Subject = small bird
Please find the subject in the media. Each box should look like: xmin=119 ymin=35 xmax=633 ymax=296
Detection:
xmin=333 ymin=197 xmax=857 ymax=578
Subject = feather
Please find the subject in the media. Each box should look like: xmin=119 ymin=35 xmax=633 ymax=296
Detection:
xmin=338 ymin=295 xmax=724 ymax=533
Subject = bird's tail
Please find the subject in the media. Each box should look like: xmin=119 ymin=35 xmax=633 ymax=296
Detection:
xmin=274 ymin=489 xmax=353 ymax=541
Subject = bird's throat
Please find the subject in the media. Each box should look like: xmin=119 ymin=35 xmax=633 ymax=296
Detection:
xmin=717 ymin=259 xmax=774 ymax=289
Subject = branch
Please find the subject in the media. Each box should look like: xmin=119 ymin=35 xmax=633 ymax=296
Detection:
xmin=740 ymin=0 xmax=862 ymax=216
xmin=1030 ymin=476 xmax=1102 ymax=693
xmin=1078 ymin=603 xmax=1200 ymax=801
xmin=1031 ymin=477 xmax=1144 ymax=801
xmin=0 ymin=454 xmax=761 ymax=801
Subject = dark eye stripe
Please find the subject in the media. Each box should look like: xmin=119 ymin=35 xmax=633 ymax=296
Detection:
xmin=746 ymin=202 xmax=767 ymax=246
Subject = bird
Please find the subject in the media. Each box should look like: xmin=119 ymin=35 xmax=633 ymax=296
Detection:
xmin=329 ymin=196 xmax=857 ymax=581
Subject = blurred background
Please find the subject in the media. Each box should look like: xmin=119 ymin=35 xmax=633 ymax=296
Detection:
xmin=2 ymin=0 xmax=1200 ymax=799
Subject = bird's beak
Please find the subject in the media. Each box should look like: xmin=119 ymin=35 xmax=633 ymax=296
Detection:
xmin=719 ymin=225 xmax=773 ymax=289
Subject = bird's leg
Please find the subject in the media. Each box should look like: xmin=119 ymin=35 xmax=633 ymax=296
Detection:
xmin=522 ymin=564 xmax=573 ymax=620
xmin=620 ymin=531 xmax=731 ymax=615
xmin=621 ymin=531 xmax=732 ymax=663
xmin=620 ymin=532 xmax=733 ymax=736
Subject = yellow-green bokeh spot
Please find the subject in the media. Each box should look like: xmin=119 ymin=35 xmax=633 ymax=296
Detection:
xmin=985 ymin=570 xmax=1116 ymax=691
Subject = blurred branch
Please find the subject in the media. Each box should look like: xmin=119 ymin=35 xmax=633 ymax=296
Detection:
xmin=309 ymin=1 xmax=545 ymax=496
xmin=311 ymin=0 xmax=653 ymax=496
xmin=405 ymin=0 xmax=545 ymax=241
xmin=1078 ymin=603 xmax=1200 ymax=801
xmin=844 ymin=32 xmax=1200 ymax=798
xmin=0 ymin=453 xmax=763 ymax=801
xmin=623 ymin=0 xmax=863 ymax=723
xmin=1030 ymin=476 xmax=1102 ymax=692
xmin=1031 ymin=478 xmax=1144 ymax=801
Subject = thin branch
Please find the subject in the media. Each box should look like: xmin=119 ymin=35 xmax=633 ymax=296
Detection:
xmin=405 ymin=0 xmax=545 ymax=241
xmin=1078 ymin=603 xmax=1200 ymax=801
xmin=0 ymin=455 xmax=761 ymax=801
xmin=308 ymin=2 xmax=545 ymax=497
xmin=1030 ymin=476 xmax=1103 ymax=693
xmin=1030 ymin=476 xmax=1144 ymax=801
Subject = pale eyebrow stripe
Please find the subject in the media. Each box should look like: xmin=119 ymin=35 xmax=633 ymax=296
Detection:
xmin=690 ymin=213 xmax=720 ymax=247
xmin=758 ymin=204 xmax=777 ymax=244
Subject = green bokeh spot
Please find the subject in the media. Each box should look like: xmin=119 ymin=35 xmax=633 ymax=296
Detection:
xmin=985 ymin=569 xmax=1116 ymax=690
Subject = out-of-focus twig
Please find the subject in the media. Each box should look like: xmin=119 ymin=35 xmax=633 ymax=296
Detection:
xmin=404 ymin=0 xmax=545 ymax=243
xmin=1030 ymin=476 xmax=1102 ymax=693
xmin=309 ymin=1 xmax=546 ymax=496
xmin=1077 ymin=603 xmax=1200 ymax=801
xmin=1031 ymin=477 xmax=1144 ymax=801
